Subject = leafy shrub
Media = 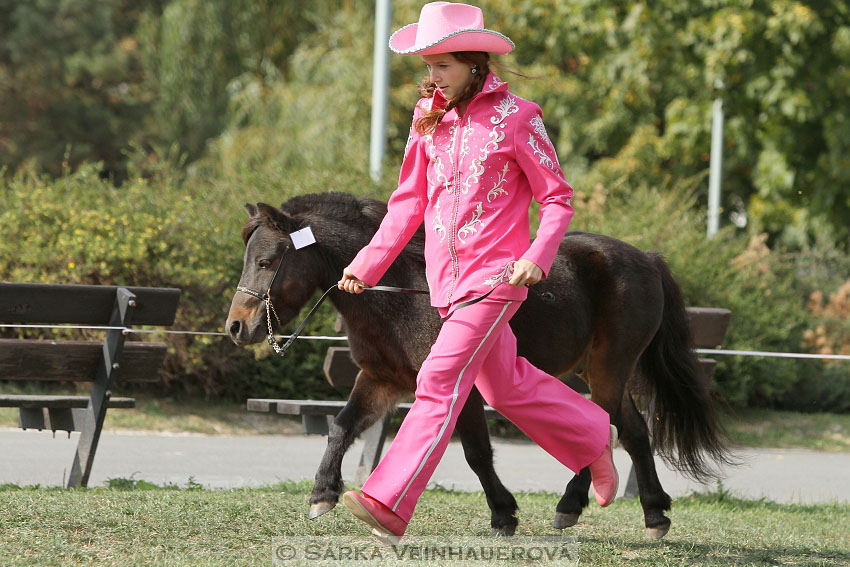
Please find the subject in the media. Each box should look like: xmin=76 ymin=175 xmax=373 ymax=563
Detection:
xmin=804 ymin=280 xmax=850 ymax=359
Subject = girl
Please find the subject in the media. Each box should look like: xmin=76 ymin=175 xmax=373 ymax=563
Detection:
xmin=338 ymin=1 xmax=617 ymax=543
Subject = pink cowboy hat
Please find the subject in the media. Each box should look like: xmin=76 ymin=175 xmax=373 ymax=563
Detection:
xmin=389 ymin=2 xmax=514 ymax=56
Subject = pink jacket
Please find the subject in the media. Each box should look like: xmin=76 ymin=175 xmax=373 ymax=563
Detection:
xmin=349 ymin=72 xmax=574 ymax=309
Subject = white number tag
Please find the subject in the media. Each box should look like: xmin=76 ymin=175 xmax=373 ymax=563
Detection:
xmin=290 ymin=226 xmax=317 ymax=250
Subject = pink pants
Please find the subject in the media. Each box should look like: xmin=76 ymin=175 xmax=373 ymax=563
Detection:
xmin=361 ymin=298 xmax=610 ymax=523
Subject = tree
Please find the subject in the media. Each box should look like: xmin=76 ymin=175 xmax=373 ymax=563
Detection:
xmin=0 ymin=0 xmax=163 ymax=177
xmin=478 ymin=0 xmax=850 ymax=244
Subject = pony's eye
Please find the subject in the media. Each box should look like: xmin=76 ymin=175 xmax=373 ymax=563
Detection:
xmin=258 ymin=259 xmax=272 ymax=270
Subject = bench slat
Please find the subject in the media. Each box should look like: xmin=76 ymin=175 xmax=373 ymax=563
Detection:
xmin=0 ymin=283 xmax=180 ymax=326
xmin=0 ymin=339 xmax=167 ymax=382
xmin=0 ymin=395 xmax=135 ymax=408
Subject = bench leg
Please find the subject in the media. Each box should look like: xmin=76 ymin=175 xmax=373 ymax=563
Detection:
xmin=355 ymin=415 xmax=389 ymax=485
xmin=67 ymin=288 xmax=135 ymax=488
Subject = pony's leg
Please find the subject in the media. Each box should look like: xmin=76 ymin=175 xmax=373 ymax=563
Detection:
xmin=553 ymin=358 xmax=629 ymax=529
xmin=619 ymin=392 xmax=672 ymax=539
xmin=455 ymin=386 xmax=519 ymax=536
xmin=553 ymin=467 xmax=590 ymax=528
xmin=309 ymin=371 xmax=403 ymax=519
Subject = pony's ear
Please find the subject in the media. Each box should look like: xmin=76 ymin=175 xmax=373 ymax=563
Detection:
xmin=245 ymin=203 xmax=259 ymax=217
xmin=256 ymin=202 xmax=295 ymax=233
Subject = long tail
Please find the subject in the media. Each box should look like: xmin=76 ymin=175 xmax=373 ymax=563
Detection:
xmin=637 ymin=254 xmax=734 ymax=482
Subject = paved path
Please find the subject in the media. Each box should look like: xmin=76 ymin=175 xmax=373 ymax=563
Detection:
xmin=2 ymin=428 xmax=848 ymax=504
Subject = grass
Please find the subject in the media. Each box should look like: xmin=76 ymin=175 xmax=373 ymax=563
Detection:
xmin=0 ymin=480 xmax=847 ymax=566
xmin=2 ymin=394 xmax=850 ymax=451
xmin=720 ymin=407 xmax=850 ymax=452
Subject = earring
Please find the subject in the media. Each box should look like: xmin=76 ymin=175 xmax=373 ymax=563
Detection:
xmin=471 ymin=67 xmax=478 ymax=74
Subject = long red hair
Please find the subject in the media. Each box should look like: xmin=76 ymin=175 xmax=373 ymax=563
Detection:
xmin=414 ymin=51 xmax=490 ymax=136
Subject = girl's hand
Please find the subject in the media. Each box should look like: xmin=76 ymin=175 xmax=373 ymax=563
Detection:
xmin=338 ymin=267 xmax=368 ymax=294
xmin=509 ymin=258 xmax=543 ymax=287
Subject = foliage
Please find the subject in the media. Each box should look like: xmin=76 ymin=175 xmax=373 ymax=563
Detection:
xmin=805 ymin=280 xmax=850 ymax=359
xmin=141 ymin=0 xmax=328 ymax=163
xmin=0 ymin=0 xmax=165 ymax=177
xmin=197 ymin=3 xmax=380 ymax=186
xmin=477 ymin=0 xmax=850 ymax=244
xmin=4 ymin=0 xmax=850 ymax=240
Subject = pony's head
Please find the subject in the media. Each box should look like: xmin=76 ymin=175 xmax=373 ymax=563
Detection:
xmin=225 ymin=202 xmax=330 ymax=346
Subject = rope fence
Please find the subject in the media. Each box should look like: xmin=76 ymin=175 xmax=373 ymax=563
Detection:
xmin=0 ymin=323 xmax=347 ymax=341
xmin=2 ymin=323 xmax=849 ymax=360
xmin=694 ymin=348 xmax=850 ymax=361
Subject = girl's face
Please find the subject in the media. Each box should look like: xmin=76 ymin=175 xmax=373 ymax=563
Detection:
xmin=422 ymin=53 xmax=475 ymax=101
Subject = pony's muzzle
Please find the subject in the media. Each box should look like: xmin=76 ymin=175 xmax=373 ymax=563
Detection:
xmin=227 ymin=318 xmax=245 ymax=344
xmin=225 ymin=307 xmax=266 ymax=346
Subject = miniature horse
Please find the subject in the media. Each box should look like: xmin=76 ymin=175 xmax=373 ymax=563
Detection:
xmin=226 ymin=192 xmax=730 ymax=539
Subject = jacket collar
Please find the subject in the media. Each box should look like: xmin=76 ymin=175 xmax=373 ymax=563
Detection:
xmin=430 ymin=71 xmax=509 ymax=111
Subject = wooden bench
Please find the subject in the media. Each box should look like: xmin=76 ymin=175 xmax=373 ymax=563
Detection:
xmin=248 ymin=307 xmax=731 ymax=488
xmin=0 ymin=282 xmax=180 ymax=487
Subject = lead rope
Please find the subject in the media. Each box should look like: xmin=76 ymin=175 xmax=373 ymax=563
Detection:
xmin=263 ymin=282 xmax=554 ymax=357
xmin=265 ymin=284 xmax=339 ymax=356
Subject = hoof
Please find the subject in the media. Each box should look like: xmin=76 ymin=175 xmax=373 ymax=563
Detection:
xmin=490 ymin=525 xmax=516 ymax=537
xmin=552 ymin=512 xmax=580 ymax=529
xmin=309 ymin=501 xmax=337 ymax=519
xmin=645 ymin=524 xmax=670 ymax=540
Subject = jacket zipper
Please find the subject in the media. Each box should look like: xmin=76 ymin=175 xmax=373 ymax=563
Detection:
xmin=446 ymin=119 xmax=461 ymax=304
xmin=446 ymin=103 xmax=478 ymax=304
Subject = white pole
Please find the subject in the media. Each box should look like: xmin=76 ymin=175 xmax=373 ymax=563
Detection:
xmin=370 ymin=0 xmax=392 ymax=182
xmin=707 ymin=95 xmax=724 ymax=237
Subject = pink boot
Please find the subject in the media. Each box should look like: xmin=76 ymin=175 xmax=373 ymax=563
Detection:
xmin=343 ymin=490 xmax=408 ymax=544
xmin=589 ymin=424 xmax=619 ymax=507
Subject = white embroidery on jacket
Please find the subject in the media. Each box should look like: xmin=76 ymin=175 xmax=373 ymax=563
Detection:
xmin=464 ymin=124 xmax=505 ymax=194
xmin=483 ymin=261 xmax=515 ymax=287
xmin=487 ymin=162 xmax=510 ymax=203
xmin=428 ymin=124 xmax=454 ymax=198
xmin=530 ymin=115 xmax=552 ymax=146
xmin=445 ymin=121 xmax=459 ymax=194
xmin=404 ymin=131 xmax=414 ymax=156
xmin=485 ymin=76 xmax=506 ymax=92
xmin=457 ymin=116 xmax=473 ymax=175
xmin=492 ymin=95 xmax=519 ymax=124
xmin=457 ymin=203 xmax=484 ymax=244
xmin=462 ymin=96 xmax=517 ymax=194
xmin=432 ymin=197 xmax=446 ymax=242
xmin=425 ymin=134 xmax=438 ymax=198
xmin=528 ymin=134 xmax=555 ymax=170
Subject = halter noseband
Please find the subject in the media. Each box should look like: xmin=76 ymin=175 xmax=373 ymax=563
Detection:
xmin=235 ymin=250 xmax=300 ymax=356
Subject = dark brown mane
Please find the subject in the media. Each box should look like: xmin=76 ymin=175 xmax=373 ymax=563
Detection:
xmin=241 ymin=216 xmax=263 ymax=245
xmin=243 ymin=192 xmax=426 ymax=260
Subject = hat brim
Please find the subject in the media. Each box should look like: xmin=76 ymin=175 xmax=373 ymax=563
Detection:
xmin=389 ymin=23 xmax=514 ymax=56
